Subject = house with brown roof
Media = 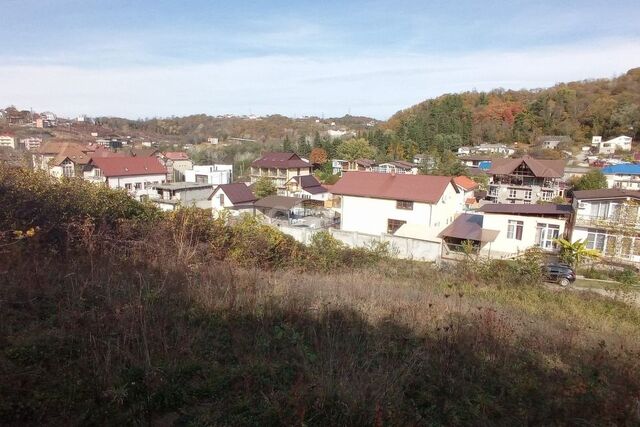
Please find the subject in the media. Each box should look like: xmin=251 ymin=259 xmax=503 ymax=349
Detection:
xmin=330 ymin=172 xmax=460 ymax=239
xmin=285 ymin=175 xmax=329 ymax=201
xmin=571 ymin=188 xmax=640 ymax=266
xmin=439 ymin=203 xmax=572 ymax=260
xmin=83 ymin=157 xmax=167 ymax=201
xmin=209 ymin=183 xmax=257 ymax=216
xmin=250 ymin=152 xmax=312 ymax=193
xmin=453 ymin=176 xmax=480 ymax=211
xmin=487 ymin=155 xmax=566 ymax=204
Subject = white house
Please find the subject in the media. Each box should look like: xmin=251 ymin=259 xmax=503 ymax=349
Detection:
xmin=453 ymin=176 xmax=479 ymax=211
xmin=571 ymin=189 xmax=640 ymax=265
xmin=285 ymin=175 xmax=329 ymax=201
xmin=159 ymin=152 xmax=194 ymax=182
xmin=600 ymin=164 xmax=640 ymax=189
xmin=330 ymin=172 xmax=460 ymax=240
xmin=184 ymin=164 xmax=233 ymax=185
xmin=83 ymin=157 xmax=167 ymax=201
xmin=0 ymin=135 xmax=16 ymax=149
xmin=439 ymin=204 xmax=572 ymax=259
xmin=151 ymin=182 xmax=214 ymax=211
xmin=20 ymin=137 xmax=42 ymax=151
xmin=209 ymin=183 xmax=257 ymax=216
xmin=592 ymin=135 xmax=633 ymax=154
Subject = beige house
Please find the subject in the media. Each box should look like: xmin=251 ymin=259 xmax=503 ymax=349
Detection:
xmin=250 ymin=152 xmax=312 ymax=194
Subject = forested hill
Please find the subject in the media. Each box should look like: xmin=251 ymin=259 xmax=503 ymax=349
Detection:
xmin=378 ymin=67 xmax=640 ymax=154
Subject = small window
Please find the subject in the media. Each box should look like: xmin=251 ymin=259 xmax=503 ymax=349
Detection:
xmin=134 ymin=182 xmax=142 ymax=190
xmin=507 ymin=220 xmax=523 ymax=240
xmin=396 ymin=200 xmax=413 ymax=210
xmin=508 ymin=188 xmax=517 ymax=198
xmin=125 ymin=183 xmax=132 ymax=190
xmin=387 ymin=219 xmax=406 ymax=234
xmin=219 ymin=193 xmax=225 ymax=205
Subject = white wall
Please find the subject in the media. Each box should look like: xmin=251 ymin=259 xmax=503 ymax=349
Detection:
xmin=105 ymin=173 xmax=167 ymax=200
xmin=339 ymin=183 xmax=459 ymax=239
xmin=0 ymin=136 xmax=16 ymax=149
xmin=185 ymin=166 xmax=232 ymax=185
xmin=481 ymin=213 xmax=567 ymax=256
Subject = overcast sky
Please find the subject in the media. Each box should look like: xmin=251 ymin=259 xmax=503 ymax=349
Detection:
xmin=1 ymin=0 xmax=639 ymax=119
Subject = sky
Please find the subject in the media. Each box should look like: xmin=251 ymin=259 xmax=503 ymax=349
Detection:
xmin=1 ymin=0 xmax=639 ymax=120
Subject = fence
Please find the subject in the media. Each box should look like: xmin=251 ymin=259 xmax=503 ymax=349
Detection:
xmin=279 ymin=225 xmax=442 ymax=262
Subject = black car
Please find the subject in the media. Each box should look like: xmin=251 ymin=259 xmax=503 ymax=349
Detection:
xmin=543 ymin=263 xmax=576 ymax=287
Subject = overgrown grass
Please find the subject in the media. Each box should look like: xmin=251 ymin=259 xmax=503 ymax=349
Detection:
xmin=1 ymin=166 xmax=640 ymax=425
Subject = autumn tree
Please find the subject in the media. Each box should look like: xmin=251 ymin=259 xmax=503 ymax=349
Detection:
xmin=309 ymin=147 xmax=328 ymax=165
xmin=336 ymin=138 xmax=376 ymax=161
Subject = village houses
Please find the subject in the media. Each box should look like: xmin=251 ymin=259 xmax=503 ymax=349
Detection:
xmin=210 ymin=183 xmax=258 ymax=217
xmin=486 ymin=155 xmax=566 ymax=204
xmin=284 ymin=175 xmax=329 ymax=201
xmin=329 ymin=172 xmax=460 ymax=240
xmin=250 ymin=152 xmax=312 ymax=194
xmin=83 ymin=156 xmax=167 ymax=201
xmin=159 ymin=152 xmax=194 ymax=182
xmin=591 ymin=135 xmax=632 ymax=154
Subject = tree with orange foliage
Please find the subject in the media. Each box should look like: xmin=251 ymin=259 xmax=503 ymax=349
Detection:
xmin=309 ymin=147 xmax=328 ymax=165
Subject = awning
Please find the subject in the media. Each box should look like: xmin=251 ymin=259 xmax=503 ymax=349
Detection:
xmin=438 ymin=213 xmax=499 ymax=242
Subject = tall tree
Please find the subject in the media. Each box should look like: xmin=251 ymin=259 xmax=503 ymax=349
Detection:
xmin=337 ymin=138 xmax=376 ymax=161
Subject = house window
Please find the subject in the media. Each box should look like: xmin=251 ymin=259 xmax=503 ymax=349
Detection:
xmin=95 ymin=168 xmax=102 ymax=177
xmin=396 ymin=200 xmax=413 ymax=210
xmin=585 ymin=229 xmax=606 ymax=251
xmin=508 ymin=188 xmax=517 ymax=199
xmin=62 ymin=161 xmax=74 ymax=177
xmin=507 ymin=220 xmax=523 ymax=240
xmin=196 ymin=174 xmax=208 ymax=184
xmin=541 ymin=190 xmax=553 ymax=201
xmin=134 ymin=182 xmax=142 ymax=190
xmin=535 ymin=223 xmax=560 ymax=250
xmin=125 ymin=183 xmax=132 ymax=190
xmin=589 ymin=202 xmax=609 ymax=219
xmin=219 ymin=193 xmax=225 ymax=205
xmin=524 ymin=190 xmax=532 ymax=200
xmin=387 ymin=219 xmax=406 ymax=234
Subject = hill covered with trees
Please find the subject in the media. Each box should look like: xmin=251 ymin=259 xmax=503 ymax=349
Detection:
xmin=366 ymin=68 xmax=640 ymax=160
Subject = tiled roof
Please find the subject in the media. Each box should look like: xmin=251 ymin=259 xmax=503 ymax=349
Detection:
xmin=210 ymin=183 xmax=257 ymax=205
xmin=330 ymin=172 xmax=456 ymax=204
xmin=573 ymin=188 xmax=640 ymax=200
xmin=488 ymin=155 xmax=565 ymax=178
xmin=290 ymin=175 xmax=327 ymax=194
xmin=89 ymin=157 xmax=167 ymax=177
xmin=50 ymin=146 xmax=91 ymax=165
xmin=478 ymin=203 xmax=572 ymax=215
xmin=251 ymin=152 xmax=310 ymax=168
xmin=36 ymin=141 xmax=85 ymax=155
xmin=453 ymin=176 xmax=479 ymax=191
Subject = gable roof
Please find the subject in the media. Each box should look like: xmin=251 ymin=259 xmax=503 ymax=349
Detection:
xmin=50 ymin=146 xmax=91 ymax=166
xmin=453 ymin=176 xmax=479 ymax=191
xmin=488 ymin=155 xmax=565 ymax=178
xmin=162 ymin=151 xmax=191 ymax=161
xmin=36 ymin=141 xmax=86 ymax=155
xmin=210 ymin=183 xmax=257 ymax=204
xmin=573 ymin=188 xmax=640 ymax=201
xmin=478 ymin=203 xmax=573 ymax=215
xmin=251 ymin=152 xmax=310 ymax=168
xmin=355 ymin=158 xmax=376 ymax=168
xmin=330 ymin=172 xmax=457 ymax=204
xmin=129 ymin=147 xmax=159 ymax=157
xmin=601 ymin=164 xmax=640 ymax=175
xmin=289 ymin=175 xmax=328 ymax=194
xmin=88 ymin=157 xmax=167 ymax=177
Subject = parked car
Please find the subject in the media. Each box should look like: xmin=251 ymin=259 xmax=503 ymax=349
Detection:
xmin=543 ymin=263 xmax=576 ymax=287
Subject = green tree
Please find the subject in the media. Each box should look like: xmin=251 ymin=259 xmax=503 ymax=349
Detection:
xmin=573 ymin=169 xmax=608 ymax=191
xmin=336 ymin=138 xmax=376 ymax=161
xmin=254 ymin=177 xmax=277 ymax=198
xmin=555 ymin=238 xmax=601 ymax=274
xmin=426 ymin=151 xmax=468 ymax=176
xmin=282 ymin=135 xmax=293 ymax=152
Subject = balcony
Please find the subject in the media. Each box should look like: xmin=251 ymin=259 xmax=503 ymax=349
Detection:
xmin=574 ymin=214 xmax=640 ymax=230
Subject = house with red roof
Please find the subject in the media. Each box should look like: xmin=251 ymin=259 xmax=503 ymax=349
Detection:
xmin=250 ymin=152 xmax=312 ymax=193
xmin=487 ymin=155 xmax=566 ymax=204
xmin=453 ymin=176 xmax=480 ymax=211
xmin=159 ymin=152 xmax=194 ymax=182
xmin=329 ymin=172 xmax=460 ymax=239
xmin=83 ymin=157 xmax=168 ymax=200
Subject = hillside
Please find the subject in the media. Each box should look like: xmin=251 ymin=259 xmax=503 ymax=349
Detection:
xmin=1 ymin=166 xmax=639 ymax=425
xmin=376 ymin=68 xmax=640 ymax=157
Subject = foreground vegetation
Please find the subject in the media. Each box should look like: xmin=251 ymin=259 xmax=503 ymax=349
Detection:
xmin=1 ymin=167 xmax=640 ymax=425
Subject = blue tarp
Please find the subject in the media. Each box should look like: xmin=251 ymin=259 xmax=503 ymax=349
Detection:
xmin=478 ymin=161 xmax=492 ymax=170
xmin=601 ymin=164 xmax=640 ymax=175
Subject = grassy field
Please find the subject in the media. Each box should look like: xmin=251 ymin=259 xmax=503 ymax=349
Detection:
xmin=1 ymin=167 xmax=640 ymax=425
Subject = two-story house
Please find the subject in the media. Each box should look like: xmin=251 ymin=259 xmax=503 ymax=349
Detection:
xmin=487 ymin=156 xmax=566 ymax=204
xmin=83 ymin=157 xmax=167 ymax=201
xmin=284 ymin=175 xmax=329 ymax=201
xmin=210 ymin=183 xmax=257 ymax=217
xmin=330 ymin=172 xmax=460 ymax=240
xmin=184 ymin=164 xmax=233 ymax=185
xmin=600 ymin=164 xmax=640 ymax=189
xmin=250 ymin=152 xmax=312 ymax=193
xmin=159 ymin=152 xmax=194 ymax=182
xmin=440 ymin=204 xmax=572 ymax=259
xmin=571 ymin=189 xmax=640 ymax=265
xmin=591 ymin=135 xmax=633 ymax=154
xmin=151 ymin=182 xmax=214 ymax=211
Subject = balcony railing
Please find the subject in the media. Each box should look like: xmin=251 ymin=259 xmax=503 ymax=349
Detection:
xmin=574 ymin=214 xmax=640 ymax=229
